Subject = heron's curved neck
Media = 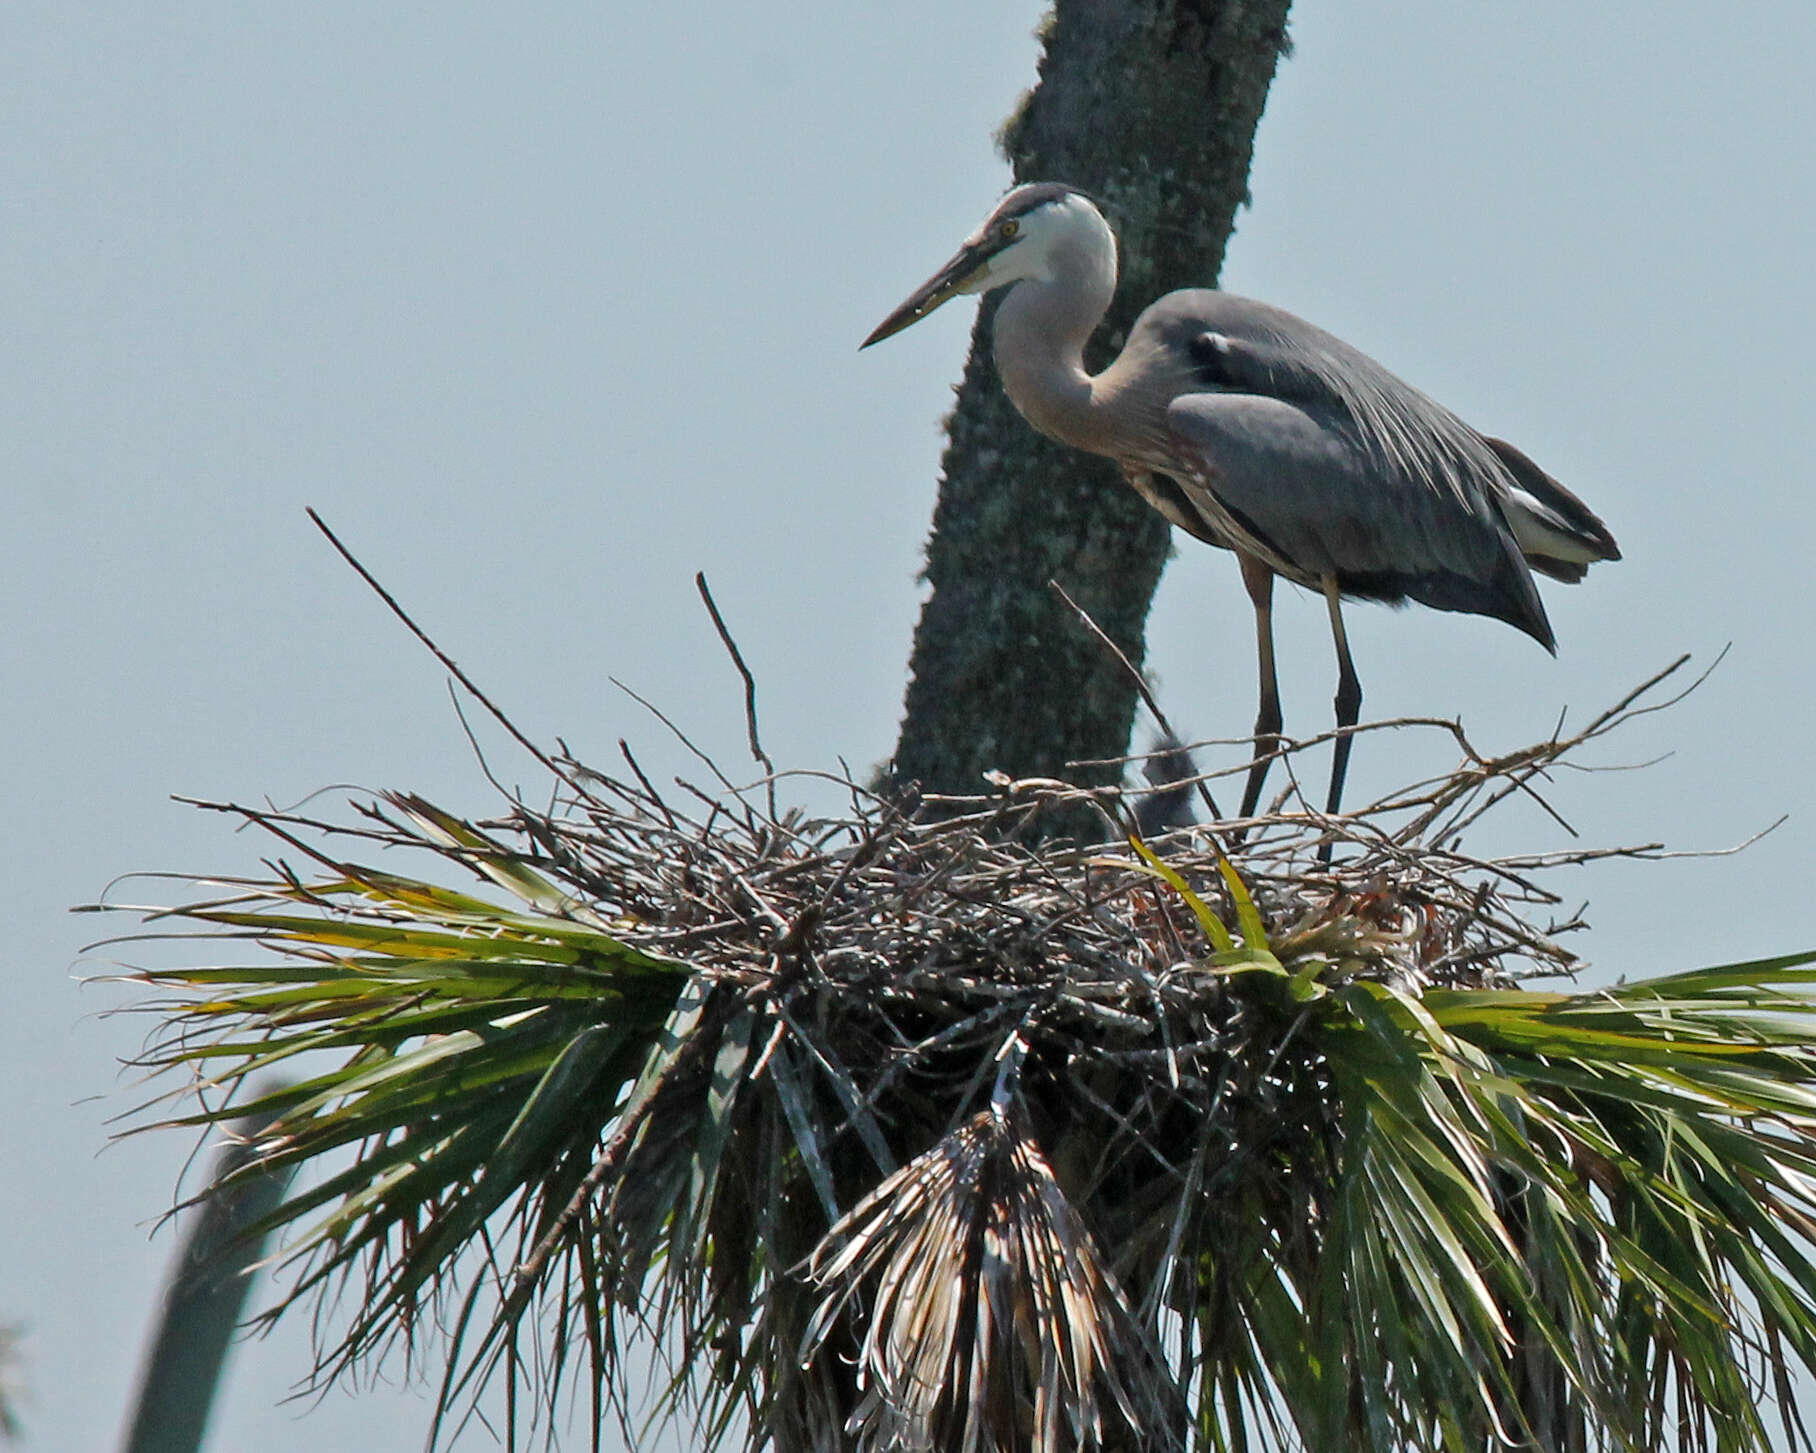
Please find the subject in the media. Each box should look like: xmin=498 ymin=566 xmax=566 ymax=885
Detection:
xmin=991 ymin=249 xmax=1117 ymax=457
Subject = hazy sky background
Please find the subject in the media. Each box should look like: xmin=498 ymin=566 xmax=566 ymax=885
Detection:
xmin=6 ymin=3 xmax=1814 ymax=1449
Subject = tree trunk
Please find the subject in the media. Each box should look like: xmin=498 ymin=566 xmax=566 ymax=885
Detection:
xmin=890 ymin=0 xmax=1294 ymax=839
xmin=121 ymin=1105 xmax=295 ymax=1453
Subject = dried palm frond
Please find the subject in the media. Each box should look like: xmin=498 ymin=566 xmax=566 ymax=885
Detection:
xmin=91 ymin=659 xmax=1816 ymax=1453
xmin=804 ymin=1089 xmax=1182 ymax=1453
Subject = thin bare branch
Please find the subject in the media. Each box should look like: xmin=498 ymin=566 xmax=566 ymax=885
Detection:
xmin=695 ymin=572 xmax=778 ymax=822
xmin=1049 ymin=578 xmax=1228 ymax=827
xmin=306 ymin=507 xmax=579 ymax=793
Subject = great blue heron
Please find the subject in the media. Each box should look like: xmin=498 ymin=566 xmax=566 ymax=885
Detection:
xmin=863 ymin=182 xmax=1620 ymax=828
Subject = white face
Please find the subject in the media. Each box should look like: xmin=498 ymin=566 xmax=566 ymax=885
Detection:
xmin=861 ymin=188 xmax=1115 ymax=349
xmin=962 ymin=193 xmax=1113 ymax=293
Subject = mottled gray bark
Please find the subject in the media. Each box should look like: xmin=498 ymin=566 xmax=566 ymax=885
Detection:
xmin=891 ymin=0 xmax=1294 ymax=837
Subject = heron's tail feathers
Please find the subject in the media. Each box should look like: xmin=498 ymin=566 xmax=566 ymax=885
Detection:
xmin=1481 ymin=435 xmax=1622 ymax=582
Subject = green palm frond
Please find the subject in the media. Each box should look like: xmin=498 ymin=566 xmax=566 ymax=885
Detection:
xmin=99 ymin=695 xmax=1816 ymax=1453
xmin=111 ymin=794 xmax=691 ymax=1441
xmin=1197 ymin=951 xmax=1816 ymax=1453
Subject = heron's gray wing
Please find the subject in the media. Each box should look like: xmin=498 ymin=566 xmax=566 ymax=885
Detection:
xmin=1164 ymin=390 xmax=1556 ymax=648
xmin=1139 ymin=299 xmax=1531 ymax=505
xmin=1181 ymin=328 xmax=1348 ymax=409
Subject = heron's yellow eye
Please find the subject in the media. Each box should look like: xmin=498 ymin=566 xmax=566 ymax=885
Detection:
xmin=999 ymin=219 xmax=1020 ymax=240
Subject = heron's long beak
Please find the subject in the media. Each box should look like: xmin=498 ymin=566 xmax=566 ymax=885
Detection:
xmin=861 ymin=242 xmax=992 ymax=349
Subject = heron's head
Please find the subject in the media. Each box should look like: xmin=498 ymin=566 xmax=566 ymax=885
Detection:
xmin=861 ymin=183 xmax=1115 ymax=348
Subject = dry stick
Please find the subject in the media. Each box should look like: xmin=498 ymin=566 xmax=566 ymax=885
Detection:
xmin=1437 ymin=655 xmax=1698 ymax=845
xmin=694 ymin=572 xmax=778 ymax=825
xmin=1047 ymin=579 xmax=1228 ymax=829
xmin=609 ymin=677 xmax=742 ymax=798
xmin=179 ymin=795 xmax=366 ymax=883
xmin=166 ymin=795 xmax=397 ymax=856
xmin=618 ymin=741 xmax=679 ymax=829
xmin=305 ymin=508 xmax=581 ymax=795
xmin=444 ymin=682 xmax=521 ymax=807
xmin=1583 ymin=650 xmax=1702 ymax=733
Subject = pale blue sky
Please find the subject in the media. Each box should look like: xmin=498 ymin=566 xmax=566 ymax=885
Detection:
xmin=5 ymin=4 xmax=1814 ymax=1449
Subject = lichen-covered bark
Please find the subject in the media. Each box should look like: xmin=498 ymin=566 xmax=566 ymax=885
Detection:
xmin=891 ymin=0 xmax=1294 ymax=837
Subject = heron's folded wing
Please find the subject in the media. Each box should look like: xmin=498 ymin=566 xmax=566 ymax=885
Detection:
xmin=1184 ymin=328 xmax=1349 ymax=409
xmin=1165 ymin=390 xmax=1554 ymax=647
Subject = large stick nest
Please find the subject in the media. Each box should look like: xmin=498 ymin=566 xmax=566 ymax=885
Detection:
xmin=526 ymin=655 xmax=1696 ymax=1000
xmin=117 ymin=653 xmax=1787 ymax=1453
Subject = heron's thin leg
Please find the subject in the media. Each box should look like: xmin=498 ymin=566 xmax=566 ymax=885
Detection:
xmin=1238 ymin=553 xmax=1282 ymax=819
xmin=1320 ymin=575 xmax=1362 ymax=863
